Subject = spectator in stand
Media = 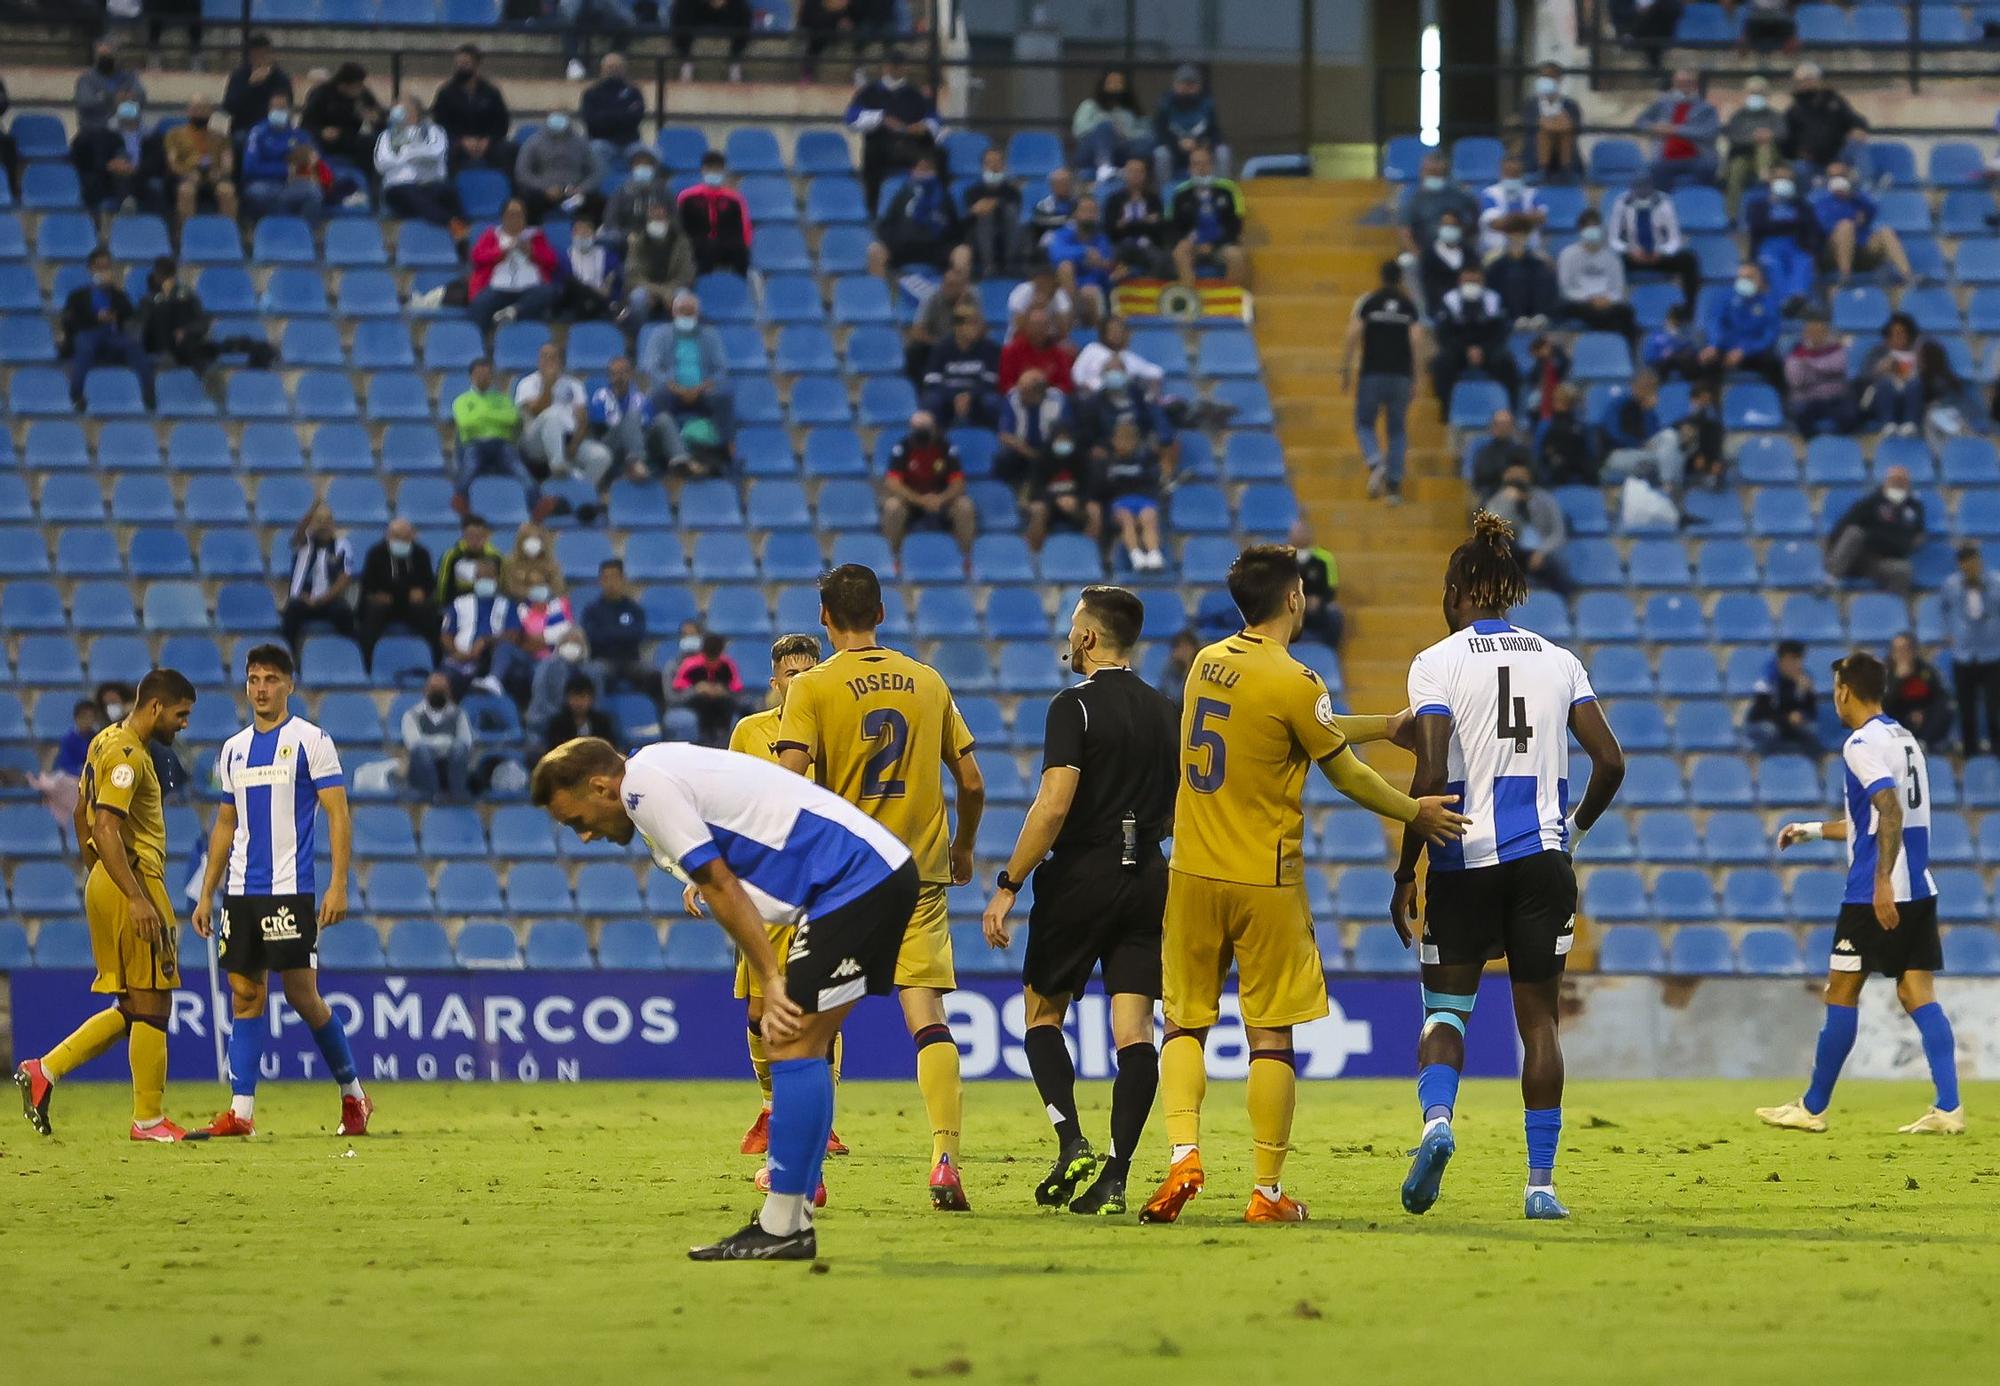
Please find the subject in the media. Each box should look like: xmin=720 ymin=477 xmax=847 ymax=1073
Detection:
xmin=1556 ymin=211 xmax=1638 ymax=340
xmin=301 ymin=61 xmax=383 ymax=172
xmin=559 ymin=211 xmax=620 ymax=322
xmin=1000 ymin=306 xmax=1077 ymax=394
xmin=1074 ymin=68 xmax=1151 ymax=178
xmin=542 ymin=675 xmax=621 ymax=757
xmin=527 ymin=631 xmax=598 ymax=746
xmin=452 ymin=359 xmax=540 ymax=509
xmin=1920 ymin=338 xmax=1980 ymax=436
xmin=1027 ymin=167 xmax=1080 ymax=252
xmin=583 ymin=558 xmax=651 ymax=693
xmin=57 ymin=700 xmax=103 ymax=780
xmin=1341 ymin=259 xmax=1423 ymax=504
xmin=1468 ymin=409 xmax=1534 ymax=492
xmin=1784 ymin=310 xmax=1856 ymax=436
xmin=1152 ymin=63 xmax=1229 ymax=187
xmin=1745 ymin=167 xmax=1821 ymax=313
xmin=1942 ymin=542 xmax=2000 ymax=753
xmin=1522 ymin=332 xmax=1572 ymax=420
xmin=73 ymin=98 xmax=162 ymax=214
xmin=582 ymin=52 xmax=647 ymax=169
xmin=1095 ymin=418 xmax=1170 ymax=572
xmin=1430 ymin=261 xmax=1516 ymax=414
xmin=61 ymin=248 xmax=152 ymax=411
xmin=598 ymin=155 xmax=657 ymax=242
xmin=1740 ymin=0 xmax=1797 ymax=50
xmin=1169 ymin=145 xmax=1246 ymax=289
xmin=1519 ymin=62 xmax=1583 ymax=182
xmin=1074 ymin=360 xmax=1177 ymax=478
xmin=1485 ymin=220 xmax=1561 ymax=328
xmin=516 ymin=342 xmax=593 ymax=491
xmin=74 ymin=39 xmax=144 ymax=136
xmin=1047 ymin=195 xmax=1122 ymax=326
xmin=1622 ymin=0 xmax=1685 ymax=74
xmin=1781 ymin=61 xmax=1869 ymax=173
xmin=164 ymin=96 xmax=236 ymax=222
xmin=222 ymin=32 xmax=293 ymax=139
xmin=1635 ymin=67 xmax=1720 ymax=189
xmin=642 ymin=290 xmax=737 ymax=457
xmin=1679 ymin=379 xmax=1726 ymax=489
xmin=375 ymin=96 xmax=460 ymax=229
xmin=1073 ymin=314 xmax=1164 ymax=396
xmin=921 ymin=307 xmax=1002 ymax=427
xmin=1607 ymin=173 xmax=1701 ymax=309
xmin=869 ymin=152 xmax=969 ymax=278
xmin=1476 ymin=155 xmax=1547 ymax=258
xmin=1855 ymin=313 xmax=1925 ymax=435
xmin=1814 ymin=161 xmax=1913 ymax=285
xmin=433 ymin=44 xmax=514 ymax=173
xmin=1417 ymin=210 xmax=1472 ymax=313
xmin=0 ymin=78 xmax=19 ymax=192
xmin=882 ymin=411 xmax=977 ymax=559
xmin=1722 ymin=75 xmax=1783 ymax=216
xmin=1159 ymin=628 xmax=1199 ymax=711
xmin=624 ymin=198 xmax=698 ymax=321
xmin=1291 ymin=522 xmax=1345 ymax=649
xmin=1746 ymin=639 xmax=1821 ymax=755
xmin=1006 ymin=256 xmax=1075 ymax=335
xmin=1103 ymin=156 xmax=1171 ymax=278
xmin=441 ymin=556 xmax=531 ymax=699
xmin=679 ymin=150 xmax=754 ymax=276
xmin=359 ymin=518 xmax=439 ymax=666
xmin=470 ymin=200 xmax=561 ymax=335
xmin=962 ymin=147 xmax=1024 ymax=279
xmin=1642 ymin=302 xmax=1703 ymax=382
xmin=138 ymin=256 xmax=273 ymax=373
xmin=1702 ymin=260 xmax=1783 ymax=393
xmin=1883 ymin=632 xmax=1953 ymax=752
xmin=580 ymin=353 xmax=691 ymax=480
xmin=798 ymin=0 xmax=896 ymax=83
xmin=1399 ymin=152 xmax=1480 ymax=270
xmin=1484 ymin=465 xmax=1573 ymax=595
xmin=560 ymin=3 xmax=637 ymax=86
xmin=1601 ymin=368 xmax=1688 ymax=491
xmin=1536 ymin=383 xmax=1601 ymax=486
xmin=1825 ymin=463 xmax=1923 ymax=595
xmin=507 ymin=526 xmax=577 ymax=663
xmin=281 ymin=502 xmax=358 ymax=653
xmin=404 ymin=673 xmax=474 ymax=801
xmin=997 ymin=367 xmax=1072 ymax=489
xmin=905 ymin=263 xmax=977 ymax=383
xmin=671 ymin=634 xmax=745 ymax=746
xmin=1022 ymin=423 xmax=1095 ymax=552
xmin=436 ymin=513 xmax=506 ymax=606
xmin=847 ymin=49 xmax=941 ymax=214
xmin=671 ymin=0 xmax=755 ymax=84
xmin=515 ymin=110 xmax=604 ymax=226
xmin=242 ymin=94 xmax=322 ymax=221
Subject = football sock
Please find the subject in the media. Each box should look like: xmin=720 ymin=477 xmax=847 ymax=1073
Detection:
xmin=40 ymin=1007 xmax=128 ymax=1082
xmin=1105 ymin=1041 xmax=1158 ymax=1179
xmin=1909 ymin=1002 xmax=1960 ymax=1111
xmin=1160 ymin=1030 xmax=1206 ymax=1156
xmin=763 ymin=1056 xmax=833 ymax=1236
xmin=1524 ymin=1107 xmax=1561 ymax=1187
xmin=310 ymin=1015 xmax=360 ymax=1095
xmin=227 ymin=1012 xmax=265 ymax=1106
xmin=1022 ymin=1024 xmax=1081 ymax=1147
xmin=128 ymin=1014 xmax=168 ymax=1124
xmin=746 ymin=1021 xmax=772 ymax=1104
xmin=829 ymin=1030 xmax=843 ymax=1088
xmin=913 ymin=1024 xmax=962 ymax=1164
xmin=1418 ymin=1062 xmax=1460 ymax=1125
xmin=1803 ymin=1001 xmax=1859 ymax=1116
xmin=801 ymin=1057 xmax=837 ymax=1194
xmin=1247 ymin=1048 xmax=1297 ymax=1190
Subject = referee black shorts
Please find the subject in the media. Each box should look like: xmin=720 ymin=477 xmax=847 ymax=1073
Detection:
xmin=1022 ymin=846 xmax=1166 ymax=1000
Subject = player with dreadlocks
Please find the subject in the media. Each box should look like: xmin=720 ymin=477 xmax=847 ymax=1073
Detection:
xmin=1390 ymin=512 xmax=1626 ymax=1220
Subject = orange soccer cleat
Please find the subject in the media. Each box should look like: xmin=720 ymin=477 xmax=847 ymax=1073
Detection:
xmin=130 ymin=1118 xmax=188 ymax=1143
xmin=14 ymin=1059 xmax=53 ymax=1136
xmin=1244 ymin=1188 xmax=1310 ymax=1223
xmin=1138 ymin=1149 xmax=1206 ymax=1224
xmin=754 ymin=1164 xmax=828 ymax=1208
xmin=928 ymin=1155 xmax=971 ymax=1212
xmin=825 ymin=1128 xmax=849 ymax=1156
xmin=741 ymin=1106 xmax=772 ymax=1155
xmin=337 ymin=1094 xmax=374 ymax=1137
xmin=190 ymin=1109 xmax=256 ymax=1139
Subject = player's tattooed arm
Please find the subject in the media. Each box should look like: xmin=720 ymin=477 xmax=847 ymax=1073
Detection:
xmin=1870 ymin=786 xmax=1903 ymax=930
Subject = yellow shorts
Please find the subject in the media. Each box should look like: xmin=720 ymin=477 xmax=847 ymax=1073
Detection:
xmin=893 ymin=883 xmax=955 ymax=991
xmin=85 ymin=865 xmax=180 ymax=995
xmin=1162 ymin=869 xmax=1327 ymax=1030
xmin=733 ymin=922 xmax=798 ymax=1001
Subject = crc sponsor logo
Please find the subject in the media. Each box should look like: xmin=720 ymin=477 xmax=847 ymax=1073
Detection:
xmin=260 ymin=905 xmax=303 ymax=942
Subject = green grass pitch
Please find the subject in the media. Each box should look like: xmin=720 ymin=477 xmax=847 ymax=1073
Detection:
xmin=4 ymin=1077 xmax=1995 ymax=1384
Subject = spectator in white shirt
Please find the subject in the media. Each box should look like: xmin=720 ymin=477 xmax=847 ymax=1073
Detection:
xmin=1006 ymin=258 xmax=1075 ymax=336
xmin=1606 ymin=173 xmax=1700 ymax=310
xmin=282 ymin=501 xmax=357 ymax=654
xmin=1476 ymin=154 xmax=1547 ymax=258
xmin=1071 ymin=314 xmax=1164 ymax=396
xmin=1555 ymin=210 xmax=1638 ymax=340
xmin=374 ymin=96 xmax=460 ymax=228
xmin=514 ymin=342 xmax=590 ymax=485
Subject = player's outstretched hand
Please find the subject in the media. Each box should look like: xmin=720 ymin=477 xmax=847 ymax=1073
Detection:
xmin=681 ymin=882 xmax=705 ymax=917
xmin=1411 ymin=794 xmax=1471 ymax=845
xmin=980 ymin=894 xmax=1012 ymax=950
xmin=191 ymin=896 xmax=213 ymax=940
xmin=950 ymin=841 xmax=975 ymax=887
xmin=318 ymin=881 xmax=348 ymax=928
xmin=1776 ymin=822 xmax=1815 ymax=851
xmin=760 ymin=984 xmax=805 ymax=1042
xmin=1874 ymin=877 xmax=1900 ymax=931
xmin=1389 ymin=878 xmax=1418 ymax=946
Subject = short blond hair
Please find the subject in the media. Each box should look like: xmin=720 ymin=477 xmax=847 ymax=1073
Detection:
xmin=770 ymin=632 xmax=822 ymax=666
xmin=529 ymin=736 xmax=624 ymax=807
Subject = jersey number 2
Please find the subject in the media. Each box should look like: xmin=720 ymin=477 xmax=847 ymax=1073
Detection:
xmin=1186 ymin=698 xmax=1229 ymax=793
xmin=860 ymin=708 xmax=910 ymax=800
xmin=1496 ymin=666 xmax=1533 ymax=754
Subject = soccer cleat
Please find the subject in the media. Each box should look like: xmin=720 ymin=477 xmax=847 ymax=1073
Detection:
xmin=688 ymin=1221 xmax=818 ymax=1262
xmin=130 ymin=1117 xmax=188 ymax=1143
xmin=1897 ymin=1106 xmax=1966 ymax=1135
xmin=825 ymin=1128 xmax=848 ymax=1156
xmin=1523 ymin=1186 xmax=1571 ymax=1220
xmin=928 ymin=1155 xmax=971 ymax=1211
xmin=1138 ymin=1149 xmax=1205 ymax=1225
xmin=1755 ymin=1100 xmax=1828 ymax=1133
xmin=1245 ymin=1188 xmax=1310 ymax=1223
xmin=740 ymin=1106 xmax=772 ymax=1155
xmin=1034 ymin=1137 xmax=1098 ymax=1208
xmin=337 ymin=1094 xmax=374 ymax=1137
xmin=15 ymin=1060 xmax=53 ymax=1136
xmin=1400 ymin=1118 xmax=1456 ymax=1215
xmin=753 ymin=1165 xmax=828 ymax=1208
xmin=190 ymin=1109 xmax=255 ymax=1139
xmin=1068 ymin=1168 xmax=1127 ymax=1216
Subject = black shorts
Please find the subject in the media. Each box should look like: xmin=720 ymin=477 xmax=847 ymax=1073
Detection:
xmin=1832 ymin=897 xmax=1943 ymax=978
xmin=1022 ymin=848 xmax=1166 ymax=1000
xmin=783 ymin=861 xmax=921 ymax=1014
xmin=219 ymin=894 xmax=320 ymax=975
xmin=1421 ymin=850 xmax=1576 ymax=984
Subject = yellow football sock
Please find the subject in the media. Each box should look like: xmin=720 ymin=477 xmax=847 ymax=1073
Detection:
xmin=747 ymin=1024 xmax=772 ymax=1105
xmin=914 ymin=1027 xmax=961 ymax=1164
xmin=41 ymin=1007 xmax=128 ymax=1082
xmin=1248 ymin=1052 xmax=1297 ymax=1188
xmin=830 ymin=1030 xmax=843 ymax=1088
xmin=1160 ymin=1031 xmax=1207 ymax=1151
xmin=128 ymin=1017 xmax=168 ymax=1124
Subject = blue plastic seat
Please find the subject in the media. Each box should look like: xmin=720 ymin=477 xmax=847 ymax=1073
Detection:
xmin=1620 ymin=755 xmax=1686 ymax=807
xmin=383 ymin=918 xmax=454 ymax=968
xmin=32 ymin=919 xmax=96 ymax=961
xmin=455 ymin=920 xmax=524 ymax=970
xmin=1667 ymin=924 xmax=1734 ymax=973
xmin=1595 ymin=925 xmax=1665 ymax=973
xmin=316 ymin=923 xmax=387 ymax=969
xmin=1725 ymin=872 xmax=1792 ymax=927
xmin=592 ymin=919 xmax=661 ymax=970
xmin=141 ymin=582 xmax=208 ymax=631
xmin=1583 ymin=868 xmax=1649 ymax=921
xmin=325 ymin=220 xmax=388 ymax=267
xmin=1634 ymin=809 xmax=1700 ymax=861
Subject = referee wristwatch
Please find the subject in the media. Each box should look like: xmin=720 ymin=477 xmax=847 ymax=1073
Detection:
xmin=994 ymin=869 xmax=1023 ymax=895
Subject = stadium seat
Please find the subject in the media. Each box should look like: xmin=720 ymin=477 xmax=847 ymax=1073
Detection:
xmin=524 ymin=919 xmax=594 ymax=969
xmin=1595 ymin=925 xmax=1666 ymax=973
xmin=597 ymin=919 xmax=665 ymax=969
xmin=317 ymin=923 xmax=388 ymax=970
xmin=662 ymin=924 xmax=735 ymax=971
xmin=457 ymin=921 xmax=524 ymax=970
xmin=384 ymin=919 xmax=455 ymax=969
xmin=1666 ymin=924 xmax=1733 ymax=974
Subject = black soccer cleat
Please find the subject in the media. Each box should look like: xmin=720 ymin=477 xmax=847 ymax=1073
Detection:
xmin=688 ymin=1220 xmax=818 ymax=1262
xmin=15 ymin=1060 xmax=53 ymax=1137
xmin=1067 ymin=1168 xmax=1127 ymax=1217
xmin=1034 ymin=1137 xmax=1098 ymax=1208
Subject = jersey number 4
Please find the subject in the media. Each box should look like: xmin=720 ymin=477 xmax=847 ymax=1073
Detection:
xmin=860 ymin=708 xmax=910 ymax=800
xmin=1497 ymin=666 xmax=1533 ymax=754
xmin=1186 ymin=697 xmax=1229 ymax=793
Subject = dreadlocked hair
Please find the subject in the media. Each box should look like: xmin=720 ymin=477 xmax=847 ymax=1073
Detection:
xmin=1447 ymin=510 xmax=1530 ymax=613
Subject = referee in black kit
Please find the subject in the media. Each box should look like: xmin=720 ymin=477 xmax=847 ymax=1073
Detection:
xmin=982 ymin=585 xmax=1179 ymax=1217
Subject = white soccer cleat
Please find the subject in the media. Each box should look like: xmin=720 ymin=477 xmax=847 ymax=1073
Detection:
xmin=1896 ymin=1106 xmax=1966 ymax=1135
xmin=1755 ymin=1100 xmax=1828 ymax=1133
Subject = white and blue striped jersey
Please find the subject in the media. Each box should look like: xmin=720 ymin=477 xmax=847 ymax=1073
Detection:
xmin=620 ymin=742 xmax=912 ymax=926
xmin=215 ymin=716 xmax=344 ymax=896
xmin=1840 ymin=714 xmax=1935 ymax=905
xmin=1407 ymin=619 xmax=1595 ymax=872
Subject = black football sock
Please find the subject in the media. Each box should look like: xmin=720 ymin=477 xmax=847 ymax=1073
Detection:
xmin=1022 ymin=1023 xmax=1082 ymax=1147
xmin=1103 ymin=1041 xmax=1159 ymax=1178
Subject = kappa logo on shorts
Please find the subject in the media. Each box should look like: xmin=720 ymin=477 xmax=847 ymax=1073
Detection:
xmin=788 ymin=924 xmax=811 ymax=963
xmin=1834 ymin=938 xmax=1858 ymax=953
xmin=831 ymin=958 xmax=862 ymax=979
xmin=260 ymin=905 xmax=303 ymax=942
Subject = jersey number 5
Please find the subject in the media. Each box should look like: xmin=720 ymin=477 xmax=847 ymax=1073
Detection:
xmin=1186 ymin=697 xmax=1229 ymax=793
xmin=1905 ymin=745 xmax=1923 ymax=809
xmin=860 ymin=708 xmax=910 ymax=800
xmin=1497 ymin=666 xmax=1533 ymax=754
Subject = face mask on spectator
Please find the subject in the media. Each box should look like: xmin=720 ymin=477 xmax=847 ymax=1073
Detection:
xmin=1745 ymin=93 xmax=1768 ymax=111
xmin=1103 ymin=370 xmax=1128 ymax=391
xmin=1828 ymin=176 xmax=1851 ymax=196
xmin=116 ymin=101 xmax=139 ymax=122
xmin=1052 ymin=439 xmax=1075 ymax=457
xmin=1438 ymin=224 xmax=1462 ymax=246
xmin=388 ymin=539 xmax=412 ymax=558
xmin=981 ymin=169 xmax=1005 ymax=185
xmin=1422 ymin=175 xmax=1445 ymax=192
xmin=426 ymin=690 xmax=449 ymax=709
xmin=546 ymin=114 xmax=570 ymax=134
xmin=647 ymin=219 xmax=670 ymax=239
xmin=1884 ymin=486 xmax=1911 ymax=504
xmin=911 ymin=426 xmax=935 ymax=444
xmin=268 ymin=109 xmax=291 ymax=128
xmin=679 ymin=634 xmax=702 ymax=654
xmin=630 ymin=163 xmax=655 ymax=184
xmin=522 ymin=537 xmax=544 ymax=558
xmin=1579 ymin=226 xmax=1603 ymax=247
xmin=474 ymin=577 xmax=499 ymax=598
xmin=673 ymin=312 xmax=699 ymax=330
xmin=528 ymin=584 xmax=550 ymax=603
xmin=703 ymin=170 xmax=725 ymax=187
xmin=1499 ymin=177 xmax=1524 ymax=196
xmin=1534 ymin=76 xmax=1558 ymax=97
xmin=1771 ymin=178 xmax=1795 ymax=199
xmin=390 ymin=106 xmax=409 ymax=129
xmin=97 ymin=55 xmax=116 ymax=75
xmin=559 ymin=641 xmax=585 ymax=662
xmin=1734 ymin=275 xmax=1759 ymax=297
xmin=105 ymin=701 xmax=126 ymax=721
xmin=454 ymin=558 xmax=477 ymax=583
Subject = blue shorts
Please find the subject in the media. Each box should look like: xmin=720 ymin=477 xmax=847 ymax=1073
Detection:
xmin=1109 ymin=494 xmax=1157 ymax=520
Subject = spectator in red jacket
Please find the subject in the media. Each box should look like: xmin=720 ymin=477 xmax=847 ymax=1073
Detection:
xmin=999 ymin=306 xmax=1076 ymax=393
xmin=881 ymin=410 xmax=978 ymax=560
xmin=676 ymin=149 xmax=753 ymax=276
xmin=671 ymin=632 xmax=745 ymax=745
xmin=469 ymin=198 xmax=559 ymax=337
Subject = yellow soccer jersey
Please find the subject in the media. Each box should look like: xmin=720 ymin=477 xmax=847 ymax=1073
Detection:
xmin=776 ymin=645 xmax=974 ymax=885
xmin=728 ymin=706 xmax=786 ymax=763
xmin=1170 ymin=631 xmax=1348 ymax=886
xmin=82 ymin=723 xmax=168 ymax=879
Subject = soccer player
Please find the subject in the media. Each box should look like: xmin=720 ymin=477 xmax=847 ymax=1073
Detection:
xmin=776 ymin=563 xmax=986 ymax=1211
xmin=1390 ymin=514 xmax=1625 ymax=1221
xmin=15 ymin=669 xmax=198 ymax=1141
xmin=982 ymin=587 xmax=1178 ymax=1216
xmin=1142 ymin=546 xmax=1470 ymax=1224
xmin=187 ymin=644 xmax=371 ymax=1138
xmin=532 ymin=737 xmax=920 ymax=1260
xmin=1757 ymin=651 xmax=1964 ymax=1136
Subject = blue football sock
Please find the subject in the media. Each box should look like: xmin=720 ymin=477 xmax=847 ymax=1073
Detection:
xmin=1524 ymin=1107 xmax=1561 ymax=1187
xmin=803 ymin=1059 xmax=838 ymax=1193
xmin=310 ymin=1015 xmax=359 ymax=1087
xmin=1909 ymin=1003 xmax=1960 ymax=1112
xmin=1417 ymin=1063 xmax=1460 ymax=1124
xmin=768 ymin=1056 xmax=834 ymax=1198
xmin=227 ymin=1014 xmax=265 ymax=1098
xmin=1802 ymin=1002 xmax=1859 ymax=1116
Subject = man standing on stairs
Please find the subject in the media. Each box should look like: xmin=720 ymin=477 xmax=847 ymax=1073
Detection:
xmin=1340 ymin=259 xmax=1423 ymax=506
